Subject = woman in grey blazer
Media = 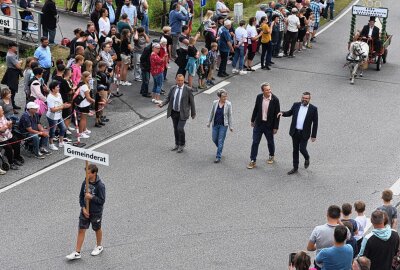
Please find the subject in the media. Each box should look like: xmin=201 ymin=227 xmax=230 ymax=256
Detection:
xmin=207 ymin=89 xmax=233 ymax=163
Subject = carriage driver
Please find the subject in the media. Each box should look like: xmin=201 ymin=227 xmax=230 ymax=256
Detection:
xmin=360 ymin=16 xmax=381 ymax=53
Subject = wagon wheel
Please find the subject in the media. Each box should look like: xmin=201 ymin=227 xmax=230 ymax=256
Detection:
xmin=382 ymin=49 xmax=388 ymax=64
xmin=376 ymin=55 xmax=382 ymax=71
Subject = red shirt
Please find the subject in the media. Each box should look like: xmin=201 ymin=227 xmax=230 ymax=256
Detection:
xmin=150 ymin=52 xmax=165 ymax=76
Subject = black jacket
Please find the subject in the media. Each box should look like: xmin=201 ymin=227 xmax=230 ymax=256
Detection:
xmin=90 ymin=10 xmax=101 ymax=33
xmin=361 ymin=25 xmax=379 ymax=40
xmin=282 ymin=102 xmax=318 ymax=140
xmin=41 ymin=0 xmax=57 ymax=29
xmin=79 ymin=175 xmax=106 ymax=214
xmin=140 ymin=43 xmax=152 ymax=72
xmin=251 ymin=93 xmax=280 ymax=129
xmin=102 ymin=3 xmax=116 ymax=23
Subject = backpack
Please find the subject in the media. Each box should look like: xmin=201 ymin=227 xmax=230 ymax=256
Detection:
xmin=72 ymin=82 xmax=86 ymax=106
xmin=132 ymin=0 xmax=144 ymax=20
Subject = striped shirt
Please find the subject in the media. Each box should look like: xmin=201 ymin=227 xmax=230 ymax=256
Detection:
xmin=272 ymin=10 xmax=286 ymax=31
xmin=310 ymin=2 xmax=321 ymax=22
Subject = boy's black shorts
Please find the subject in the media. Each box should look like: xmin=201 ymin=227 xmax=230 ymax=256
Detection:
xmin=79 ymin=212 xmax=102 ymax=231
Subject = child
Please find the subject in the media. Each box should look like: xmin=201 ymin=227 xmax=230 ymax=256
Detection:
xmin=197 ymin=48 xmax=209 ymax=89
xmin=378 ymin=189 xmax=398 ymax=229
xmin=95 ymin=61 xmax=109 ymax=128
xmin=206 ymin=42 xmax=218 ymax=86
xmin=305 ymin=12 xmax=315 ymax=49
xmin=354 ymin=200 xmax=367 ymax=252
xmin=341 ymin=203 xmax=358 ymax=257
xmin=71 ymin=55 xmax=84 ymax=87
xmin=185 ymin=37 xmax=198 ymax=90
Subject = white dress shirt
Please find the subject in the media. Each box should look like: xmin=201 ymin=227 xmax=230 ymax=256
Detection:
xmin=296 ymin=104 xmax=309 ymax=130
xmin=368 ymin=27 xmax=373 ymax=37
xmin=173 ymin=86 xmax=184 ymax=111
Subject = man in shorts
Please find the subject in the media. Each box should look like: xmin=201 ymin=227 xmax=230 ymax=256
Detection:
xmin=66 ymin=164 xmax=106 ymax=260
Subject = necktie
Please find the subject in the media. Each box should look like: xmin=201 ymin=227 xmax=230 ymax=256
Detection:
xmin=174 ymin=87 xmax=181 ymax=111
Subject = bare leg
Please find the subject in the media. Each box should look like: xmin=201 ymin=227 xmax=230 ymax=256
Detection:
xmin=95 ymin=229 xmax=102 ymax=246
xmin=79 ymin=114 xmax=87 ymax=133
xmin=76 ymin=229 xmax=86 ymax=252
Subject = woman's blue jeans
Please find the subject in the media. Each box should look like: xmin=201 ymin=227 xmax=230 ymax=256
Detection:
xmin=212 ymin=125 xmax=228 ymax=159
xmin=47 ymin=117 xmax=66 ymax=139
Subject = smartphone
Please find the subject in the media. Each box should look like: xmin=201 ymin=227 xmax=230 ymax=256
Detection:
xmin=289 ymin=252 xmax=296 ymax=266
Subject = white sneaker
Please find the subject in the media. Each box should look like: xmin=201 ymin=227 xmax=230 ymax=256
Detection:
xmin=91 ymin=246 xmax=104 ymax=256
xmin=66 ymin=130 xmax=72 ymax=135
xmin=49 ymin=144 xmax=58 ymax=151
xmin=154 ymin=100 xmax=162 ymax=105
xmin=0 ymin=168 xmax=6 ymax=175
xmin=239 ymin=70 xmax=247 ymax=75
xmin=151 ymin=99 xmax=156 ymax=103
xmin=68 ymin=126 xmax=76 ymax=131
xmin=278 ymin=52 xmax=284 ymax=57
xmin=79 ymin=133 xmax=90 ymax=139
xmin=66 ymin=251 xmax=81 ymax=260
xmin=232 ymin=68 xmax=239 ymax=74
xmin=84 ymin=129 xmax=91 ymax=134
xmin=58 ymin=142 xmax=65 ymax=148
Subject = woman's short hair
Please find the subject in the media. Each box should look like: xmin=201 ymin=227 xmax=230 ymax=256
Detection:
xmin=1 ymin=88 xmax=11 ymax=99
xmin=49 ymin=80 xmax=60 ymax=91
xmin=216 ymin=89 xmax=227 ymax=98
xmin=294 ymin=251 xmax=311 ymax=270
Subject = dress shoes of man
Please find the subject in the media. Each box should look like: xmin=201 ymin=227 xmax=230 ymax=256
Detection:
xmin=177 ymin=145 xmax=185 ymax=153
xmin=305 ymin=159 xmax=310 ymax=169
xmin=171 ymin=145 xmax=179 ymax=151
xmin=287 ymin=168 xmax=298 ymax=175
xmin=13 ymin=105 xmax=22 ymax=110
xmin=142 ymin=93 xmax=152 ymax=98
xmin=214 ymin=158 xmax=221 ymax=163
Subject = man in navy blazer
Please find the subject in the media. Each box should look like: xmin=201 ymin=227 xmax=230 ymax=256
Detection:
xmin=247 ymin=82 xmax=280 ymax=169
xmin=278 ymin=92 xmax=318 ymax=175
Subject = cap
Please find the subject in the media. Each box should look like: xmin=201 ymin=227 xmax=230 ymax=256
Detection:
xmin=26 ymin=102 xmax=39 ymax=109
xmin=87 ymin=39 xmax=97 ymax=46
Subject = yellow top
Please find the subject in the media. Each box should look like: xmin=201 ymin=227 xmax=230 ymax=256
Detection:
xmin=261 ymin=23 xmax=271 ymax=43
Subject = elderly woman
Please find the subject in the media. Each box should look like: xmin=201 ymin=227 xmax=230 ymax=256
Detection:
xmin=0 ymin=88 xmax=18 ymax=123
xmin=0 ymin=105 xmax=24 ymax=170
xmin=207 ymin=89 xmax=233 ymax=163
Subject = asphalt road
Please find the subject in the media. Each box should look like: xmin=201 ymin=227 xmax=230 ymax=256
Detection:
xmin=1 ymin=0 xmax=400 ymax=269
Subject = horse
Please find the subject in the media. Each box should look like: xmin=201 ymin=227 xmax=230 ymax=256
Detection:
xmin=347 ymin=41 xmax=369 ymax=84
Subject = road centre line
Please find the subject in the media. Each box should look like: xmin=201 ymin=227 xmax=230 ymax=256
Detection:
xmin=390 ymin=178 xmax=400 ymax=196
xmin=203 ymin=81 xmax=231 ymax=94
xmin=0 ymin=113 xmax=167 ymax=195
xmin=253 ymin=63 xmax=262 ymax=70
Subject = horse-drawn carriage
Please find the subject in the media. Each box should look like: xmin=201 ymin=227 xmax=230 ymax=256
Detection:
xmin=346 ymin=4 xmax=392 ymax=84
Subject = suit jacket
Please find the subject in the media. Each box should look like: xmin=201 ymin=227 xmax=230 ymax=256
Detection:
xmin=361 ymin=25 xmax=379 ymax=40
xmin=282 ymin=102 xmax=318 ymax=140
xmin=102 ymin=3 xmax=116 ymax=23
xmin=208 ymin=100 xmax=233 ymax=128
xmin=162 ymin=85 xmax=196 ymax=121
xmin=251 ymin=93 xmax=280 ymax=129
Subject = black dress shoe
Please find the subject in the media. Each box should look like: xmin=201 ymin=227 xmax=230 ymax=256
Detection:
xmin=305 ymin=159 xmax=310 ymax=169
xmin=13 ymin=105 xmax=21 ymax=110
xmin=223 ymin=72 xmax=229 ymax=76
xmin=99 ymin=122 xmax=105 ymax=126
xmin=266 ymin=66 xmax=271 ymax=70
xmin=214 ymin=159 xmax=221 ymax=163
xmin=14 ymin=160 xmax=23 ymax=166
xmin=101 ymin=117 xmax=110 ymax=122
xmin=269 ymin=61 xmax=275 ymax=64
xmin=287 ymin=168 xmax=298 ymax=175
xmin=13 ymin=109 xmax=19 ymax=114
xmin=95 ymin=123 xmax=102 ymax=128
xmin=171 ymin=145 xmax=179 ymax=151
xmin=10 ymin=164 xmax=19 ymax=170
xmin=142 ymin=93 xmax=152 ymax=98
xmin=217 ymin=74 xmax=227 ymax=78
xmin=177 ymin=146 xmax=184 ymax=153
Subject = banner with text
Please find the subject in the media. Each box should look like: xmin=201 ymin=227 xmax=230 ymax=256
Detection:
xmin=64 ymin=144 xmax=109 ymax=166
xmin=352 ymin=5 xmax=388 ymax=18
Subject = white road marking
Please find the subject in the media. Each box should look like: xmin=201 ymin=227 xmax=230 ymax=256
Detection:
xmin=253 ymin=63 xmax=262 ymax=70
xmin=390 ymin=178 xmax=400 ymax=196
xmin=0 ymin=113 xmax=167 ymax=194
xmin=315 ymin=0 xmax=360 ymax=37
xmin=203 ymin=81 xmax=231 ymax=94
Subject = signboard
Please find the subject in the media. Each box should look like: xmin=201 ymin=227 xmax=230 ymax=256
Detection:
xmin=200 ymin=0 xmax=206 ymax=8
xmin=64 ymin=144 xmax=109 ymax=166
xmin=352 ymin=5 xmax=388 ymax=18
xmin=0 ymin=15 xmax=14 ymax=29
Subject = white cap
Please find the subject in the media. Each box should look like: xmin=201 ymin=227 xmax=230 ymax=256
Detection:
xmin=26 ymin=102 xmax=39 ymax=109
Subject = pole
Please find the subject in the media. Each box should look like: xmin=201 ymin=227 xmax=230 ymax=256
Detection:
xmin=85 ymin=160 xmax=90 ymax=213
xmin=200 ymin=7 xmax=203 ymax=25
xmin=162 ymin=0 xmax=167 ymax=27
xmin=13 ymin=3 xmax=19 ymax=58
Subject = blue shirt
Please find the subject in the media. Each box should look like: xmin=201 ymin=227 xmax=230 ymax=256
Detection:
xmin=218 ymin=26 xmax=232 ymax=53
xmin=18 ymin=111 xmax=40 ymax=133
xmin=106 ymin=3 xmax=116 ymax=24
xmin=214 ymin=105 xmax=224 ymax=126
xmin=310 ymin=2 xmax=320 ymax=22
xmin=34 ymin=46 xmax=52 ymax=68
xmin=316 ymin=244 xmax=353 ymax=270
xmin=169 ymin=10 xmax=189 ymax=34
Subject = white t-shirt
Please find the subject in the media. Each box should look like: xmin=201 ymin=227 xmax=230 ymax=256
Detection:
xmin=246 ymin=25 xmax=257 ymax=44
xmin=216 ymin=1 xmax=229 ymax=16
xmin=287 ymin=14 xmax=300 ymax=32
xmin=46 ymin=93 xmax=63 ymax=120
xmin=234 ymin=27 xmax=247 ymax=46
xmin=78 ymin=84 xmax=91 ymax=108
xmin=98 ymin=17 xmax=111 ymax=38
xmin=255 ymin=10 xmax=267 ymax=25
xmin=354 ymin=215 xmax=368 ymax=241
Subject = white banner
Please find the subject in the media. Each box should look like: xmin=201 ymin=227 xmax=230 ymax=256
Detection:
xmin=0 ymin=15 xmax=14 ymax=29
xmin=64 ymin=144 xmax=109 ymax=166
xmin=352 ymin=5 xmax=388 ymax=18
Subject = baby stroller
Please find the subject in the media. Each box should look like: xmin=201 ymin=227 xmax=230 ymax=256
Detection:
xmin=21 ymin=14 xmax=39 ymax=42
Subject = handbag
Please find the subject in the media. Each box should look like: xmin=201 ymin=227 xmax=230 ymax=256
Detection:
xmin=34 ymin=99 xmax=47 ymax=115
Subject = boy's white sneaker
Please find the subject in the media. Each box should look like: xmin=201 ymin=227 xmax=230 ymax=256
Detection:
xmin=49 ymin=144 xmax=58 ymax=151
xmin=232 ymin=68 xmax=238 ymax=74
xmin=66 ymin=251 xmax=81 ymax=260
xmin=91 ymin=246 xmax=104 ymax=256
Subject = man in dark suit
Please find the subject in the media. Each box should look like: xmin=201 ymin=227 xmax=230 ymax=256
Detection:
xmin=278 ymin=92 xmax=318 ymax=175
xmin=360 ymin=17 xmax=381 ymax=53
xmin=159 ymin=74 xmax=196 ymax=153
xmin=247 ymin=82 xmax=280 ymax=169
xmin=102 ymin=0 xmax=116 ymax=24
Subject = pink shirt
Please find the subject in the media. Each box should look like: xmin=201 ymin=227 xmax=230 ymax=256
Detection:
xmin=262 ymin=95 xmax=271 ymax=121
xmin=0 ymin=116 xmax=12 ymax=142
xmin=71 ymin=64 xmax=82 ymax=87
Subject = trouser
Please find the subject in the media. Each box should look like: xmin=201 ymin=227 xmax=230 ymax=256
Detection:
xmin=71 ymin=0 xmax=79 ymax=12
xmin=283 ymin=31 xmax=298 ymax=56
xmin=115 ymin=4 xmax=122 ymax=21
xmin=133 ymin=53 xmax=142 ymax=80
xmin=141 ymin=13 xmax=149 ymax=34
xmin=273 ymin=31 xmax=283 ymax=56
xmin=2 ymin=137 xmax=21 ymax=164
xmin=250 ymin=124 xmax=275 ymax=161
xmin=19 ymin=11 xmax=29 ymax=35
xmin=1 ymin=6 xmax=11 ymax=34
xmin=171 ymin=110 xmax=186 ymax=146
xmin=42 ymin=27 xmax=56 ymax=44
xmin=171 ymin=33 xmax=179 ymax=59
xmin=42 ymin=68 xmax=51 ymax=84
xmin=212 ymin=125 xmax=228 ymax=159
xmin=373 ymin=39 xmax=382 ymax=53
xmin=232 ymin=46 xmax=245 ymax=70
xmin=292 ymin=129 xmax=309 ymax=169
xmin=218 ymin=51 xmax=229 ymax=75
xmin=261 ymin=41 xmax=272 ymax=67
xmin=32 ymin=134 xmax=49 ymax=156
xmin=324 ymin=2 xmax=334 ymax=19
xmin=176 ymin=66 xmax=186 ymax=78
xmin=140 ymin=70 xmax=150 ymax=95
xmin=152 ymin=73 xmax=163 ymax=94
xmin=47 ymin=118 xmax=67 ymax=139
xmin=10 ymin=88 xmax=17 ymax=108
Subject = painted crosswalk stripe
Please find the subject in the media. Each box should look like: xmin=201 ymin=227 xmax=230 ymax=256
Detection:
xmin=203 ymin=81 xmax=231 ymax=94
xmin=253 ymin=63 xmax=261 ymax=70
xmin=390 ymin=178 xmax=400 ymax=195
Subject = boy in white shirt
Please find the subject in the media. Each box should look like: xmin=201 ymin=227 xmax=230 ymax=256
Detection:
xmin=354 ymin=200 xmax=367 ymax=252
